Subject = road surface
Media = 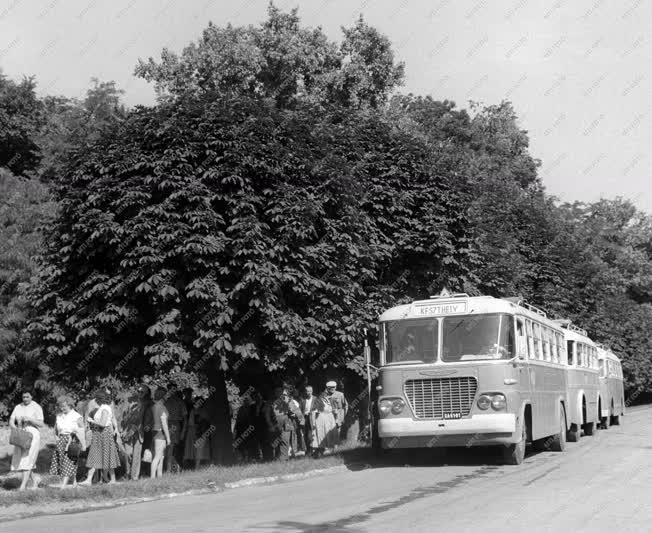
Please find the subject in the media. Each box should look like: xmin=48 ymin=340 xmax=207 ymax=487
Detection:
xmin=3 ymin=407 xmax=651 ymax=532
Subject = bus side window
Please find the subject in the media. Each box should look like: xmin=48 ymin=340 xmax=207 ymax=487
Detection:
xmin=516 ymin=318 xmax=526 ymax=358
xmin=532 ymin=323 xmax=542 ymax=360
xmin=557 ymin=333 xmax=566 ymax=364
xmin=551 ymin=330 xmax=559 ymax=363
xmin=525 ymin=320 xmax=534 ymax=359
xmin=540 ymin=327 xmax=548 ymax=362
xmin=567 ymin=341 xmax=574 ymax=366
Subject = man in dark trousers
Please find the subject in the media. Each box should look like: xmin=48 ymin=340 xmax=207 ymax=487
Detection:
xmin=298 ymin=385 xmax=318 ymax=456
xmin=263 ymin=387 xmax=297 ymax=461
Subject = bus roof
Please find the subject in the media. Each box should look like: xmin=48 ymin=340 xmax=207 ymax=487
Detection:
xmin=597 ymin=346 xmax=621 ymax=362
xmin=378 ymin=294 xmax=561 ymax=329
xmin=559 ymin=325 xmax=597 ymax=347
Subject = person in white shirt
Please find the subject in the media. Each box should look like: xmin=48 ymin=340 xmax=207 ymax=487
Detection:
xmin=49 ymin=395 xmax=85 ymax=488
xmin=299 ymin=386 xmax=317 ymax=456
xmin=9 ymin=391 xmax=44 ymax=490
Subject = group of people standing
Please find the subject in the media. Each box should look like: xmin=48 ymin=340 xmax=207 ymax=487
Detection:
xmin=234 ymin=381 xmax=349 ymax=461
xmin=8 ymin=384 xmax=213 ymax=490
xmin=7 ymin=379 xmax=351 ymax=490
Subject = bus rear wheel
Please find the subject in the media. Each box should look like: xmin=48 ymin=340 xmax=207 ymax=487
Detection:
xmin=567 ymin=423 xmax=580 ymax=442
xmin=549 ymin=405 xmax=567 ymax=452
xmin=503 ymin=418 xmax=527 ymax=465
xmin=583 ymin=421 xmax=596 ymax=436
xmin=601 ymin=413 xmax=610 ymax=429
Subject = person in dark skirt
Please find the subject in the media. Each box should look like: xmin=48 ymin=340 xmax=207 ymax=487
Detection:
xmin=79 ymin=390 xmax=120 ymax=485
xmin=49 ymin=395 xmax=85 ymax=488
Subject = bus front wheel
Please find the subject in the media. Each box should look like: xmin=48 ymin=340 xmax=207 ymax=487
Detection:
xmin=567 ymin=423 xmax=580 ymax=442
xmin=503 ymin=419 xmax=527 ymax=465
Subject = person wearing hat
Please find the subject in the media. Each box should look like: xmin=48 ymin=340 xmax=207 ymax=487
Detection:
xmin=311 ymin=384 xmax=338 ymax=456
xmin=325 ymin=381 xmax=348 ymax=446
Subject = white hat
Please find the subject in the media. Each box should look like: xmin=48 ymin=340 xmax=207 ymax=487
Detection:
xmin=326 ymin=381 xmax=337 ymax=388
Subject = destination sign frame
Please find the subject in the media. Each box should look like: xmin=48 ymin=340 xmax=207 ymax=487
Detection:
xmin=414 ymin=301 xmax=468 ymax=316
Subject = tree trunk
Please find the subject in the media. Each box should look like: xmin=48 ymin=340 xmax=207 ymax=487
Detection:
xmin=205 ymin=365 xmax=235 ymax=465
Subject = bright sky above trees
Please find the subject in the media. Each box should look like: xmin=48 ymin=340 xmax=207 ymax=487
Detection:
xmin=1 ymin=0 xmax=650 ymax=212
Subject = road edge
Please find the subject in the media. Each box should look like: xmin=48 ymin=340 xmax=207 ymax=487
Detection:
xmin=0 ymin=464 xmax=349 ymax=523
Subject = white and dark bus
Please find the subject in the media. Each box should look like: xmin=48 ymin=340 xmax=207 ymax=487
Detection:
xmin=373 ymin=293 xmax=569 ymax=465
xmin=597 ymin=345 xmax=625 ymax=427
xmin=556 ymin=321 xmax=601 ymax=441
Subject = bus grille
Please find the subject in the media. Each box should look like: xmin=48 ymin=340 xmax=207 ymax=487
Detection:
xmin=404 ymin=377 xmax=478 ymax=419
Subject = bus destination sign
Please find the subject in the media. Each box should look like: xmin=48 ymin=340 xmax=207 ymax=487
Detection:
xmin=415 ymin=301 xmax=468 ymax=316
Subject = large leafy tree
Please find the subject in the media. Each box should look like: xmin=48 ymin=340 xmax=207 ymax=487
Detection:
xmin=37 ymin=78 xmax=127 ymax=181
xmin=26 ymin=86 xmax=478 ymax=461
xmin=0 ymin=73 xmax=45 ymax=175
xmin=135 ymin=5 xmax=403 ymax=109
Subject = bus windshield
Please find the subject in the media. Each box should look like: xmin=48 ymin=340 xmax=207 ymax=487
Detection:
xmin=385 ymin=319 xmax=438 ymax=364
xmin=442 ymin=314 xmax=514 ymax=362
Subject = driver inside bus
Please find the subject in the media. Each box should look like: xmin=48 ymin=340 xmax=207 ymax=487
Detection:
xmin=398 ymin=331 xmax=418 ymax=361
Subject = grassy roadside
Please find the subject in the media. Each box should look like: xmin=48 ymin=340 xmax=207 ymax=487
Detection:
xmin=0 ymin=444 xmax=373 ymax=519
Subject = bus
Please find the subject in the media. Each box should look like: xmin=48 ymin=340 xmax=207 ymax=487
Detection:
xmin=374 ymin=293 xmax=569 ymax=465
xmin=556 ymin=321 xmax=600 ymax=441
xmin=597 ymin=345 xmax=625 ymax=427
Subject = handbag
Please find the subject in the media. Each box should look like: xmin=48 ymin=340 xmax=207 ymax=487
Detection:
xmin=66 ymin=435 xmax=82 ymax=458
xmin=9 ymin=427 xmax=33 ymax=450
xmin=142 ymin=448 xmax=153 ymax=463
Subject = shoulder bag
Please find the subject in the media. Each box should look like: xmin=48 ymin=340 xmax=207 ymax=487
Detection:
xmin=9 ymin=427 xmax=33 ymax=450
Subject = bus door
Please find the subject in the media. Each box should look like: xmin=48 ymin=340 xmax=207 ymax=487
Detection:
xmin=515 ymin=317 xmax=532 ymax=428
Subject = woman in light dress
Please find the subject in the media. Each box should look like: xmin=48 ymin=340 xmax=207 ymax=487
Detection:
xmin=49 ymin=395 xmax=86 ymax=488
xmin=80 ymin=390 xmax=120 ymax=485
xmin=9 ymin=391 xmax=44 ymax=490
xmin=310 ymin=388 xmax=339 ymax=457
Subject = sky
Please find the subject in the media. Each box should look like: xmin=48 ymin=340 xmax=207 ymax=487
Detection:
xmin=0 ymin=0 xmax=650 ymax=212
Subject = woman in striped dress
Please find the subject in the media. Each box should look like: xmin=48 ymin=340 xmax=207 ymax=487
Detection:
xmin=79 ymin=390 xmax=120 ymax=485
xmin=49 ymin=395 xmax=85 ymax=488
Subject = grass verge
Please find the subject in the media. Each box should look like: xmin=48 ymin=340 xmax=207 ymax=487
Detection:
xmin=0 ymin=444 xmax=374 ymax=520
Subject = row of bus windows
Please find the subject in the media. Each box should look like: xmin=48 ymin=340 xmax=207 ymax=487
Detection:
xmin=601 ymin=358 xmax=623 ymax=379
xmin=517 ymin=319 xmax=599 ymax=369
xmin=567 ymin=341 xmax=599 ymax=369
xmin=517 ymin=319 xmax=566 ymax=363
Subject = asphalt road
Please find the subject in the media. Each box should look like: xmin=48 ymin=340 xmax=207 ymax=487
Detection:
xmin=4 ymin=407 xmax=651 ymax=533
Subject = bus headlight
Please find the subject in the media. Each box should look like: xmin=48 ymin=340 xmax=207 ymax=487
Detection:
xmin=391 ymin=398 xmax=406 ymax=415
xmin=477 ymin=395 xmax=492 ymax=410
xmin=379 ymin=399 xmax=393 ymax=417
xmin=491 ymin=394 xmax=507 ymax=411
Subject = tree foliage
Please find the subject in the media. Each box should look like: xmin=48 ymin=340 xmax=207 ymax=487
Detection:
xmin=0 ymin=74 xmax=45 ymax=175
xmin=0 ymin=169 xmax=56 ymax=415
xmin=135 ymin=5 xmax=403 ymax=109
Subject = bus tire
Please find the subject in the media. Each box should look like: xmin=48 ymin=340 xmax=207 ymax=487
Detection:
xmin=611 ymin=414 xmax=621 ymax=426
xmin=567 ymin=423 xmax=580 ymax=442
xmin=583 ymin=421 xmax=596 ymax=436
xmin=601 ymin=414 xmax=610 ymax=429
xmin=503 ymin=418 xmax=527 ymax=465
xmin=549 ymin=405 xmax=567 ymax=452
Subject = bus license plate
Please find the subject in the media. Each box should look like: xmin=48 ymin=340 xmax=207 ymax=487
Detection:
xmin=443 ymin=413 xmax=462 ymax=419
